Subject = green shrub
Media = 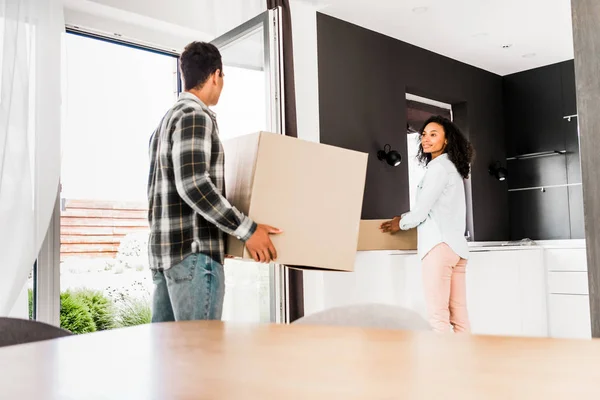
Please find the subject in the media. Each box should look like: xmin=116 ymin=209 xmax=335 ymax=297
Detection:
xmin=115 ymin=296 xmax=151 ymax=328
xmin=28 ymin=288 xmax=33 ymax=320
xmin=57 ymin=288 xmax=150 ymax=333
xmin=74 ymin=289 xmax=116 ymax=331
xmin=60 ymin=291 xmax=96 ymax=334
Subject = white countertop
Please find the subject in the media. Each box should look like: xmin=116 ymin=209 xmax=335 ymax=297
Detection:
xmin=468 ymin=239 xmax=586 ymax=251
xmin=360 ymin=239 xmax=586 ymax=256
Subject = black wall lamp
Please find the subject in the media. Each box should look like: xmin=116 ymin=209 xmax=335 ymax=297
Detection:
xmin=489 ymin=161 xmax=508 ymax=181
xmin=377 ymin=144 xmax=402 ymax=167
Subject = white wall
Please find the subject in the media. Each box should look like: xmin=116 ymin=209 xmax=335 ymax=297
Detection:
xmin=63 ymin=0 xmax=265 ymax=51
xmin=63 ymin=8 xmax=204 ymax=52
xmin=84 ymin=0 xmax=264 ymax=36
xmin=290 ymin=1 xmax=322 ymax=144
xmin=81 ymin=0 xmax=218 ymax=32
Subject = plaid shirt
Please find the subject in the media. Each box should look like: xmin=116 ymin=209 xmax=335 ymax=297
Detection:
xmin=147 ymin=92 xmax=256 ymax=270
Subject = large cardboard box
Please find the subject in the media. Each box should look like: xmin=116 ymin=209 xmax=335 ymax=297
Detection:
xmin=223 ymin=132 xmax=368 ymax=272
xmin=357 ymin=220 xmax=417 ymax=251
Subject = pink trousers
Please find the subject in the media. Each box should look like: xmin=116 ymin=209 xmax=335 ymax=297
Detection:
xmin=421 ymin=243 xmax=471 ymax=333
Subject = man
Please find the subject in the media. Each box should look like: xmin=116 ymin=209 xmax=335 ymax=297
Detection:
xmin=147 ymin=41 xmax=281 ymax=322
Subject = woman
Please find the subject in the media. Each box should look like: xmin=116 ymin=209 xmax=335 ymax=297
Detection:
xmin=380 ymin=115 xmax=474 ymax=333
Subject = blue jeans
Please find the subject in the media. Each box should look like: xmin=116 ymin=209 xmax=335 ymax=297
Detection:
xmin=151 ymin=253 xmax=225 ymax=322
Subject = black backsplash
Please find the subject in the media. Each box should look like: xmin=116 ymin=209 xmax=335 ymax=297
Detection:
xmin=316 ymin=14 xmax=581 ymax=242
xmin=503 ymin=64 xmax=565 ymax=157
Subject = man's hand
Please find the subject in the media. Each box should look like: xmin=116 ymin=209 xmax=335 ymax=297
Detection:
xmin=245 ymin=224 xmax=282 ymax=263
xmin=380 ymin=217 xmax=401 ymax=234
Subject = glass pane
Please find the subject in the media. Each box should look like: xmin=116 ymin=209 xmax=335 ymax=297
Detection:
xmin=60 ymin=34 xmax=178 ymax=333
xmin=213 ymin=28 xmax=267 ymax=140
xmin=212 ymin=25 xmax=273 ymax=324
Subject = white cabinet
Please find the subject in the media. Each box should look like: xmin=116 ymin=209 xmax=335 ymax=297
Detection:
xmin=545 ymin=248 xmax=591 ymax=339
xmin=466 ymin=249 xmax=547 ymax=337
xmin=547 ymin=271 xmax=588 ymax=295
xmin=313 ymin=251 xmax=424 ymax=313
xmin=466 ymin=252 xmax=521 ymax=336
xmin=545 ymin=248 xmax=587 ymax=272
xmin=548 ymin=294 xmax=591 ymax=339
xmin=304 ymin=245 xmax=589 ymax=339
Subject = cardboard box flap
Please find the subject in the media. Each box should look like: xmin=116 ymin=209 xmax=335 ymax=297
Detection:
xmin=357 ymin=220 xmax=417 ymax=251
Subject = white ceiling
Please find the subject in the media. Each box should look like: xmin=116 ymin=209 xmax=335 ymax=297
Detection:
xmin=63 ymin=0 xmax=575 ymax=76
xmin=315 ymin=0 xmax=575 ymax=76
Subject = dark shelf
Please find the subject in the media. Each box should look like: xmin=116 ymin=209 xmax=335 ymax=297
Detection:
xmin=507 ymin=150 xmax=566 ymax=161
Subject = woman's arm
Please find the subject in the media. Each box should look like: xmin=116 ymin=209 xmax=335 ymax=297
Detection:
xmin=399 ymin=163 xmax=449 ymax=230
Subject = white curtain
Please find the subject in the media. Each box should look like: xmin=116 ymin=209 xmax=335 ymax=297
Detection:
xmin=0 ymin=0 xmax=64 ymax=315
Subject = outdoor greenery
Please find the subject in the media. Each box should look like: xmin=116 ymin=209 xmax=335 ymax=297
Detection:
xmin=28 ymin=286 xmax=152 ymax=334
xmin=28 ymin=288 xmax=33 ymax=320
xmin=60 ymin=291 xmax=97 ymax=334
xmin=74 ymin=289 xmax=116 ymax=331
xmin=114 ymin=295 xmax=152 ymax=328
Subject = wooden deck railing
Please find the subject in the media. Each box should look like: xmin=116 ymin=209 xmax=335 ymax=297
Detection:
xmin=60 ymin=199 xmax=149 ymax=259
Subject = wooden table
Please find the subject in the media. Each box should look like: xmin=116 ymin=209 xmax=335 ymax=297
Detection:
xmin=1 ymin=321 xmax=600 ymax=399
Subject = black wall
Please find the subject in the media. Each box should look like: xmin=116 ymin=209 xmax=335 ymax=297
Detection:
xmin=503 ymin=60 xmax=583 ymax=240
xmin=316 ymin=14 xmax=509 ymax=241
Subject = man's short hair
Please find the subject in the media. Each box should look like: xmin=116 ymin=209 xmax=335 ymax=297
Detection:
xmin=180 ymin=41 xmax=223 ymax=91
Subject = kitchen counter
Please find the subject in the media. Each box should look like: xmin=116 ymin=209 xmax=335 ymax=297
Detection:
xmin=359 ymin=239 xmax=587 ymax=255
xmin=469 ymin=239 xmax=586 ymax=250
xmin=308 ymin=239 xmax=591 ymax=338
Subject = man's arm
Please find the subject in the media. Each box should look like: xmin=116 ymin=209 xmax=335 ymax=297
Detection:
xmin=171 ymin=110 xmax=256 ymax=241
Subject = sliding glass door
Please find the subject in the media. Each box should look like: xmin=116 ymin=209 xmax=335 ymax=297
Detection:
xmin=35 ymin=9 xmax=287 ymax=328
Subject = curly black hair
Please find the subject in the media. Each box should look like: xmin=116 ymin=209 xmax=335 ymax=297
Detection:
xmin=416 ymin=115 xmax=474 ymax=179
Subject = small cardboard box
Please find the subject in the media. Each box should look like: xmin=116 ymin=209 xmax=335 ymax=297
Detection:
xmin=223 ymin=132 xmax=368 ymax=272
xmin=357 ymin=220 xmax=417 ymax=251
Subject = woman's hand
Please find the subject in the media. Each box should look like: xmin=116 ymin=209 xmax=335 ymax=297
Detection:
xmin=380 ymin=216 xmax=401 ymax=234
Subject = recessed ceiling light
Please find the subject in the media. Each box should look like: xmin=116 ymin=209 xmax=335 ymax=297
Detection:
xmin=471 ymin=32 xmax=489 ymax=38
xmin=502 ymin=44 xmax=512 ymax=49
xmin=522 ymin=53 xmax=537 ymax=58
xmin=412 ymin=6 xmax=428 ymax=14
